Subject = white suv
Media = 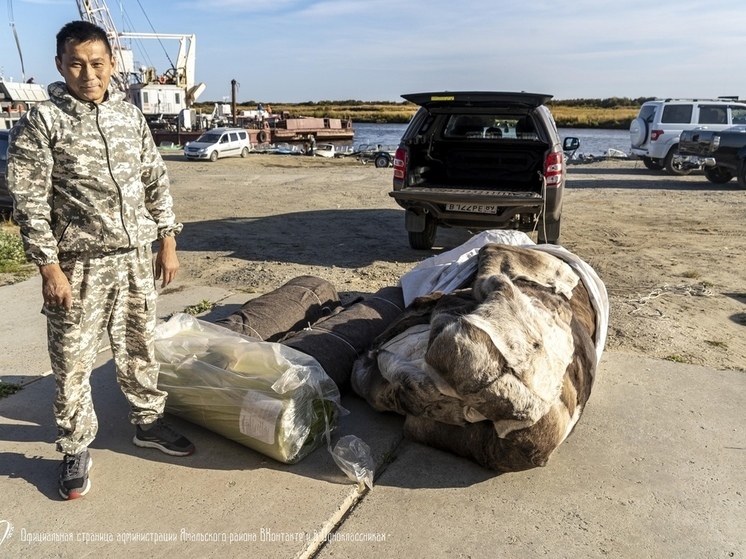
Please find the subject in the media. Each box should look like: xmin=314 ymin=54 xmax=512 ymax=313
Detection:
xmin=629 ymin=97 xmax=746 ymax=175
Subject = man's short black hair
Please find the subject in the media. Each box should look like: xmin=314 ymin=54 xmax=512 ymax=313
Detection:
xmin=56 ymin=21 xmax=112 ymax=59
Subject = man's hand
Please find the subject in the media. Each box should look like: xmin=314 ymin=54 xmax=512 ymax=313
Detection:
xmin=155 ymin=236 xmax=179 ymax=288
xmin=40 ymin=263 xmax=72 ymax=310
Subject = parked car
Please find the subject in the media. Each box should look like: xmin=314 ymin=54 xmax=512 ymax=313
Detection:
xmin=0 ymin=129 xmax=11 ymax=211
xmin=629 ymin=97 xmax=746 ymax=175
xmin=390 ymin=91 xmax=579 ymax=249
xmin=678 ymin=125 xmax=746 ymax=187
xmin=356 ymin=145 xmax=396 ymax=167
xmin=184 ymin=127 xmax=252 ymax=161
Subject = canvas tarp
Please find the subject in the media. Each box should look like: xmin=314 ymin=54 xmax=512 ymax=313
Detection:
xmin=215 ymin=280 xmax=406 ymax=393
xmin=215 ymin=275 xmax=341 ymax=342
xmin=282 ymin=286 xmax=405 ymax=392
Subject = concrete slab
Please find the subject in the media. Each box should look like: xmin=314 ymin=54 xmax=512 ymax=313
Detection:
xmin=2 ymin=277 xmax=744 ymax=558
xmin=0 ymin=346 xmax=404 ymax=558
xmin=316 ymin=352 xmax=746 ymax=559
xmin=1 ymin=278 xmax=397 ymax=558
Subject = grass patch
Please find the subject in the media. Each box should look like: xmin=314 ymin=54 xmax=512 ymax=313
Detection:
xmin=0 ymin=224 xmax=26 ymax=273
xmin=664 ymin=354 xmax=690 ymax=364
xmin=0 ymin=222 xmax=35 ymax=284
xmin=547 ymin=105 xmax=639 ymax=129
xmin=681 ymin=270 xmax=701 ymax=279
xmin=0 ymin=381 xmax=22 ymax=399
xmin=184 ymin=299 xmax=215 ymax=315
xmin=704 ymin=340 xmax=728 ymax=349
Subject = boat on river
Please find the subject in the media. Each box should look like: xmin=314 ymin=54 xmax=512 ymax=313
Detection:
xmin=152 ymin=109 xmax=354 ymax=147
xmin=150 ymin=82 xmax=354 ymax=147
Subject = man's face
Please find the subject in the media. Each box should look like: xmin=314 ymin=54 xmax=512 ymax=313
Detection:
xmin=55 ymin=39 xmax=115 ymax=104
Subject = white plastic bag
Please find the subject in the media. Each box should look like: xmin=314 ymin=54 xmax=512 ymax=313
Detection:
xmin=330 ymin=435 xmax=375 ymax=490
xmin=154 ymin=313 xmax=344 ymax=464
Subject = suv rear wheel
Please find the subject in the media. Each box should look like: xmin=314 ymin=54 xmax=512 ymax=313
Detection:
xmin=408 ymin=216 xmax=437 ymax=250
xmin=664 ymin=146 xmax=691 ymax=176
xmin=374 ymin=154 xmax=390 ymax=168
xmin=703 ymin=166 xmax=733 ymax=184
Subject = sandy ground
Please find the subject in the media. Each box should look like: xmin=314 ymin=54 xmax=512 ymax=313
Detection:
xmin=6 ymin=153 xmax=746 ymax=371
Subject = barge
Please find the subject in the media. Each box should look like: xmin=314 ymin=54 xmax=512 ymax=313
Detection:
xmin=152 ymin=110 xmax=354 ymax=147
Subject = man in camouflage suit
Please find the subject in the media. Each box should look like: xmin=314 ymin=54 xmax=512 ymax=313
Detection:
xmin=8 ymin=20 xmax=195 ymax=500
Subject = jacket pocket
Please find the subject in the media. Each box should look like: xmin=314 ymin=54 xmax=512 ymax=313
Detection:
xmin=42 ymin=302 xmax=83 ymax=328
xmin=56 ymin=215 xmax=106 ymax=253
xmin=135 ymin=205 xmax=158 ymax=245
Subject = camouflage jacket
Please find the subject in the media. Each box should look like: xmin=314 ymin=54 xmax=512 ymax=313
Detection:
xmin=8 ymin=82 xmax=183 ymax=266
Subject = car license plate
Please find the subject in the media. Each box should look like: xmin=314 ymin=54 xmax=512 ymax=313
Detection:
xmin=446 ymin=203 xmax=498 ymax=214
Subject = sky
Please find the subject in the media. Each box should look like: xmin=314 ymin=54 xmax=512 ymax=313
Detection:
xmin=1 ymin=0 xmax=744 ymax=104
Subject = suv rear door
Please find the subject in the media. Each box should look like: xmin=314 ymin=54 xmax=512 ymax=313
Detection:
xmin=392 ymin=91 xmax=570 ymax=249
xmin=402 ymin=91 xmax=552 ymax=110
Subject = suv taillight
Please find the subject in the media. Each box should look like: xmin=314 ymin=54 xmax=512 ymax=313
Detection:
xmin=650 ymin=129 xmax=664 ymax=141
xmin=393 ymin=148 xmax=407 ymax=180
xmin=544 ymin=151 xmax=563 ymax=187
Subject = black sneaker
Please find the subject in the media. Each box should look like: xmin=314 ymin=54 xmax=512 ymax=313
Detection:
xmin=59 ymin=450 xmax=92 ymax=500
xmin=133 ymin=419 xmax=195 ymax=456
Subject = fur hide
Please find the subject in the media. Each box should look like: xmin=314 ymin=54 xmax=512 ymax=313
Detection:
xmin=351 ymin=244 xmax=600 ymax=472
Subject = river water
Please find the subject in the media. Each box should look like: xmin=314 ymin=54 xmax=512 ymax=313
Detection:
xmin=345 ymin=122 xmax=631 ymax=156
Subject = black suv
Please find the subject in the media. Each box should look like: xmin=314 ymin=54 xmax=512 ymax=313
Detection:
xmin=390 ymin=91 xmax=578 ymax=249
xmin=0 ymin=129 xmax=11 ymax=211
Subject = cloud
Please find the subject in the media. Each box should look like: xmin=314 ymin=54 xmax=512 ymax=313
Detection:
xmin=5 ymin=0 xmax=746 ymax=101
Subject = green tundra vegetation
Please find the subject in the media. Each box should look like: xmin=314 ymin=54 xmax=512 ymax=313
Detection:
xmin=0 ymin=221 xmax=35 ymax=285
xmin=196 ymin=97 xmax=651 ymax=129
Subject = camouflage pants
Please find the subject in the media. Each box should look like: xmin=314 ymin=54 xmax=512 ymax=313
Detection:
xmin=46 ymin=246 xmax=167 ymax=455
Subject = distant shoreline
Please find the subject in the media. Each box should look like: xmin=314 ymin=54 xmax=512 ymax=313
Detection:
xmin=346 ymin=117 xmax=633 ymax=129
xmin=194 ymin=100 xmax=640 ymax=130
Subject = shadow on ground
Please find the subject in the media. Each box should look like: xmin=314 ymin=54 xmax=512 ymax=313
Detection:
xmin=176 ymin=208 xmax=473 ymax=268
xmin=566 ymin=168 xmax=745 ymax=191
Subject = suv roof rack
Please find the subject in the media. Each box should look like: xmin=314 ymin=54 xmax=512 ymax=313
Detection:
xmin=660 ymin=97 xmax=737 ymax=103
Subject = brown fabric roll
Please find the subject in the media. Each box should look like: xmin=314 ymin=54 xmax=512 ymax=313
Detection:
xmin=215 ymin=275 xmax=341 ymax=342
xmin=282 ymin=286 xmax=405 ymax=393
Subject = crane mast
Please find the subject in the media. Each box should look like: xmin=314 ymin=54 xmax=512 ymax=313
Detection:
xmin=74 ymin=0 xmax=205 ymax=125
